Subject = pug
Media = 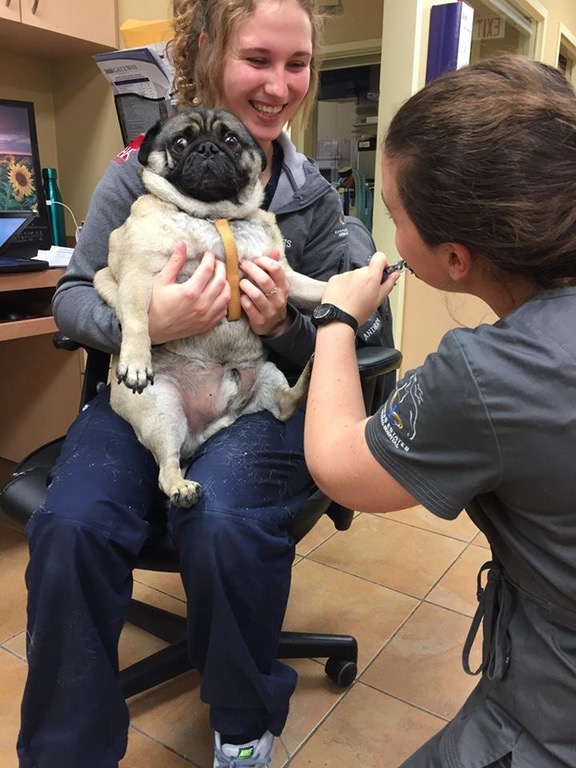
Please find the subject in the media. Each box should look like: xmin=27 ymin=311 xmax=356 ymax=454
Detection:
xmin=94 ymin=107 xmax=326 ymax=507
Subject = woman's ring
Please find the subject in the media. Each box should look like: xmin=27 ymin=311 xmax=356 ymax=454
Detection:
xmin=266 ymin=289 xmax=278 ymax=298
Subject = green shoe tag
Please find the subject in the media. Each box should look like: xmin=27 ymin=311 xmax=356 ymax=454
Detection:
xmin=238 ymin=747 xmax=255 ymax=759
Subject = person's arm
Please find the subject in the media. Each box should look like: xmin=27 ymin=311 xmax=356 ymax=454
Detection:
xmin=304 ymin=251 xmax=416 ymax=513
xmin=52 ymin=154 xmax=143 ymax=354
xmin=260 ymin=186 xmax=348 ymax=367
xmin=306 ymin=255 xmax=504 ymax=518
xmin=251 ymin=185 xmax=393 ymax=370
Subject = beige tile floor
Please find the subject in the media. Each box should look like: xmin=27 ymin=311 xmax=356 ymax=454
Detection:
xmin=0 ymin=465 xmax=490 ymax=768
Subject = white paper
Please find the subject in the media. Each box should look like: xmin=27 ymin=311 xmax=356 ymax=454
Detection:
xmin=33 ymin=246 xmax=74 ymax=268
xmin=457 ymin=3 xmax=475 ymax=70
xmin=93 ymin=43 xmax=175 ymax=99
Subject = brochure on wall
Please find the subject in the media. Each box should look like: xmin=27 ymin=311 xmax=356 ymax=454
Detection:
xmin=93 ymin=44 xmax=177 ymax=144
xmin=93 ymin=43 xmax=175 ymax=99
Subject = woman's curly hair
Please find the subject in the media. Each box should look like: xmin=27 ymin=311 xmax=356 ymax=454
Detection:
xmin=168 ymin=0 xmax=326 ymax=127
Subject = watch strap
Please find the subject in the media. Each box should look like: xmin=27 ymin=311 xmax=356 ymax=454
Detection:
xmin=312 ymin=304 xmax=359 ymax=333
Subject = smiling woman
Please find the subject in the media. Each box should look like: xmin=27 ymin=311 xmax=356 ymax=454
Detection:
xmin=16 ymin=2 xmax=396 ymax=767
xmin=169 ymin=0 xmax=324 ymax=174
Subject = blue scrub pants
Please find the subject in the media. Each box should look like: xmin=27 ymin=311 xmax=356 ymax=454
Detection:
xmin=17 ymin=387 xmax=314 ymax=768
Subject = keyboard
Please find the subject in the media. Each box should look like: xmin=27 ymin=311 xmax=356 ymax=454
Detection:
xmin=14 ymin=226 xmax=47 ymax=244
xmin=0 ymin=257 xmax=49 ymax=274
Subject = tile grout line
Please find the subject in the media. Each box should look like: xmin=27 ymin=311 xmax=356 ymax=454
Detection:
xmin=127 ymin=722 xmax=201 ymax=767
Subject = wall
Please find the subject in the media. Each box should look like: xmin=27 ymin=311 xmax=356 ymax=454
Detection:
xmin=0 ymin=0 xmax=388 ymax=238
xmin=321 ymin=0 xmax=384 ymax=45
xmin=3 ymin=0 xmax=576 ymax=351
xmin=373 ymin=0 xmax=576 ymax=373
xmin=0 ymin=52 xmax=119 ymax=236
xmin=0 ymin=2 xmax=173 ymax=235
xmin=0 ymin=52 xmax=59 ymax=182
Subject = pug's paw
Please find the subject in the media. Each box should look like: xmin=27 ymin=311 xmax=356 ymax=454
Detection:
xmin=116 ymin=360 xmax=155 ymax=393
xmin=169 ymin=480 xmax=203 ymax=508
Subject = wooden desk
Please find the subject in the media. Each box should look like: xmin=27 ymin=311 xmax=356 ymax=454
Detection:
xmin=0 ymin=269 xmax=83 ymax=463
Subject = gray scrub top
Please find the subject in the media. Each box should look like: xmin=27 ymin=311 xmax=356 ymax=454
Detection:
xmin=366 ymin=287 xmax=576 ymax=767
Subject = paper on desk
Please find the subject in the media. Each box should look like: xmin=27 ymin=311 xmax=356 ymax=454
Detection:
xmin=33 ymin=246 xmax=74 ymax=268
xmin=93 ymin=43 xmax=175 ymax=100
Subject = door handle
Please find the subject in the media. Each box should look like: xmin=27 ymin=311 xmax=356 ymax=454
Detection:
xmin=31 ymin=0 xmax=39 ymax=13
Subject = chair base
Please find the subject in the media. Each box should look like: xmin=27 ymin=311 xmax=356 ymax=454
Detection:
xmin=120 ymin=598 xmax=358 ymax=698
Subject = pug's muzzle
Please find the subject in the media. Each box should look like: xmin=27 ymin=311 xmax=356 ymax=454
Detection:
xmin=169 ymin=140 xmax=251 ymax=203
xmin=138 ymin=107 xmax=267 ymax=207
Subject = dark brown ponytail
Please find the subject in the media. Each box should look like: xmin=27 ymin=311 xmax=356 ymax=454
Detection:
xmin=385 ymin=55 xmax=576 ymax=288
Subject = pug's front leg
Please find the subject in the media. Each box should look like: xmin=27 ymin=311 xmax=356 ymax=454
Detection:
xmin=115 ymin=282 xmax=156 ymax=394
xmin=116 ymin=349 xmax=155 ymax=394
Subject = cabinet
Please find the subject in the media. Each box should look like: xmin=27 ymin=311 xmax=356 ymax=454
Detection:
xmin=0 ymin=0 xmax=19 ymax=23
xmin=0 ymin=0 xmax=117 ymax=56
xmin=0 ymin=270 xmax=83 ymax=462
xmin=0 ymin=3 xmax=115 ymax=465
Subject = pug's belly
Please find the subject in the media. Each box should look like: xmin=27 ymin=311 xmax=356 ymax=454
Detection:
xmin=155 ymin=358 xmax=258 ymax=433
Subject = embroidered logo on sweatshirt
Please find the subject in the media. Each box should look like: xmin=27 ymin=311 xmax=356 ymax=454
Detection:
xmin=112 ymin=134 xmax=144 ymax=166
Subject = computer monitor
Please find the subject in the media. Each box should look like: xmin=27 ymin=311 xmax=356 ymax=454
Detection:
xmin=0 ymin=98 xmax=52 ymax=257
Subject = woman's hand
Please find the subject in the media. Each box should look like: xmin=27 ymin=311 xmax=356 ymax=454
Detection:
xmin=148 ymin=243 xmax=230 ymax=345
xmin=321 ymin=251 xmax=400 ymax=325
xmin=239 ymin=251 xmax=291 ymax=336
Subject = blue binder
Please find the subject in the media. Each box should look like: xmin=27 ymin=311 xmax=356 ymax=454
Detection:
xmin=426 ymin=2 xmax=475 ymax=83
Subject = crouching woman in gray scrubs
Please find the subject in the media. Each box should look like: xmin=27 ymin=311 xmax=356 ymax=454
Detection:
xmin=305 ymin=54 xmax=576 ymax=768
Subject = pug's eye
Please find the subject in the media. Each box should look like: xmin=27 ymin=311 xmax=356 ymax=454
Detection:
xmin=223 ymin=132 xmax=240 ymax=150
xmin=171 ymin=136 xmax=189 ymax=154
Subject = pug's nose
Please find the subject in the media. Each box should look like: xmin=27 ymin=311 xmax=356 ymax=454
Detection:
xmin=196 ymin=141 xmax=219 ymax=157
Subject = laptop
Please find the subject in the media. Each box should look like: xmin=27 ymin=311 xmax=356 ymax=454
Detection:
xmin=0 ymin=212 xmax=49 ymax=273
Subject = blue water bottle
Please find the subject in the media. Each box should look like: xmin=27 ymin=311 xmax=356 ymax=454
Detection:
xmin=42 ymin=167 xmax=67 ymax=246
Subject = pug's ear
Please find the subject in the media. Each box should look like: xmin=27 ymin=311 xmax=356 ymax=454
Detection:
xmin=138 ymin=121 xmax=163 ymax=166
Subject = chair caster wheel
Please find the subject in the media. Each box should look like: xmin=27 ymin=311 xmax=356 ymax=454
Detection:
xmin=325 ymin=658 xmax=357 ymax=687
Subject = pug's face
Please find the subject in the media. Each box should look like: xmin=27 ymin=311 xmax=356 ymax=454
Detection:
xmin=138 ymin=107 xmax=267 ymax=206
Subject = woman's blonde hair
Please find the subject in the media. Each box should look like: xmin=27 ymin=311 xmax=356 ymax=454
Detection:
xmin=168 ymin=0 xmax=325 ymax=128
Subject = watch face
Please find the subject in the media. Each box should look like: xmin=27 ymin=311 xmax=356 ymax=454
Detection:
xmin=313 ymin=304 xmax=335 ymax=321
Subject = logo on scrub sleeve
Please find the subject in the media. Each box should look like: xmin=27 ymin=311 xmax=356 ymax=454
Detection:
xmin=381 ymin=372 xmax=423 ymax=452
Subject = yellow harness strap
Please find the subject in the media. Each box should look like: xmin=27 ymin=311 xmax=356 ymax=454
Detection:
xmin=214 ymin=218 xmax=241 ymax=322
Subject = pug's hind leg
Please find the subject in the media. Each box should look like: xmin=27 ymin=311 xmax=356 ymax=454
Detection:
xmin=112 ymin=381 xmax=202 ymax=508
xmin=275 ymin=356 xmax=313 ymax=419
xmin=245 ymin=358 xmax=313 ymax=422
xmin=159 ymin=461 xmax=203 ymax=509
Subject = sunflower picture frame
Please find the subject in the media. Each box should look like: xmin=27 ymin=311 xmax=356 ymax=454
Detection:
xmin=0 ymin=102 xmax=40 ymax=212
xmin=0 ymin=155 xmax=37 ymax=210
xmin=0 ymin=98 xmax=52 ymax=254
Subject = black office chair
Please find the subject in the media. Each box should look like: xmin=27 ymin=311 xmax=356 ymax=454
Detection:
xmin=1 ymin=333 xmax=401 ymax=695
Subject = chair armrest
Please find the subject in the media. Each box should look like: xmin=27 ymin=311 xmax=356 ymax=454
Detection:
xmin=356 ymin=345 xmax=402 ymax=417
xmin=52 ymin=332 xmax=111 ymax=407
xmin=356 ymin=345 xmax=402 ymax=379
xmin=52 ymin=331 xmax=82 ymax=352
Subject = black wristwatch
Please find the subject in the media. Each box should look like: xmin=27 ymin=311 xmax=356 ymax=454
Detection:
xmin=311 ymin=303 xmax=358 ymax=333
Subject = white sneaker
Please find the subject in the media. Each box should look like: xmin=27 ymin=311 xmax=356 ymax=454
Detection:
xmin=213 ymin=730 xmax=275 ymax=767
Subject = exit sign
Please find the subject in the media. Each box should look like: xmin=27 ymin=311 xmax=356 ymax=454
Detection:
xmin=474 ymin=16 xmax=505 ymax=40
